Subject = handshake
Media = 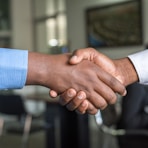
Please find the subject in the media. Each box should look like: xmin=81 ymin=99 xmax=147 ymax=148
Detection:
xmin=27 ymin=48 xmax=139 ymax=115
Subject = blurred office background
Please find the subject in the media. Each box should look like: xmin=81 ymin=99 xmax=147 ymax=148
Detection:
xmin=0 ymin=0 xmax=148 ymax=148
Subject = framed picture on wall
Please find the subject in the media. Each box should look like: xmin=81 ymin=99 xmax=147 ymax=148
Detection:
xmin=85 ymin=0 xmax=143 ymax=48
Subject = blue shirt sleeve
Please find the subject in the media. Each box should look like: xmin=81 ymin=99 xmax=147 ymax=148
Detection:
xmin=0 ymin=48 xmax=28 ymax=89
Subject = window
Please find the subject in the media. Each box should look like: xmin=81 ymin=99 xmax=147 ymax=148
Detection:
xmin=32 ymin=0 xmax=68 ymax=54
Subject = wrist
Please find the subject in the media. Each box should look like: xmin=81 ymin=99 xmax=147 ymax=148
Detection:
xmin=114 ymin=58 xmax=138 ymax=86
xmin=26 ymin=52 xmax=50 ymax=86
xmin=26 ymin=52 xmax=72 ymax=90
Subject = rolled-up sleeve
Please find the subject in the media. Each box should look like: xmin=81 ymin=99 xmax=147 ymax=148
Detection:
xmin=128 ymin=50 xmax=148 ymax=84
xmin=0 ymin=48 xmax=28 ymax=89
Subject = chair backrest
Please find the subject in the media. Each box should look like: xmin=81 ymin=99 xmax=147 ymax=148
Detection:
xmin=0 ymin=94 xmax=26 ymax=116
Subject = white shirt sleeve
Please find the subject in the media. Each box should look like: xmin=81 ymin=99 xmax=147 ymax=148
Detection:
xmin=128 ymin=50 xmax=148 ymax=84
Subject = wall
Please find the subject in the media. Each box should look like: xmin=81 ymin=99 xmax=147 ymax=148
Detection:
xmin=66 ymin=0 xmax=148 ymax=58
xmin=11 ymin=0 xmax=33 ymax=51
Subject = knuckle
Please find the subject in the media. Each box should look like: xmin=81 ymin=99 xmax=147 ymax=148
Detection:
xmin=99 ymin=101 xmax=108 ymax=110
xmin=87 ymin=109 xmax=98 ymax=115
xmin=108 ymin=94 xmax=117 ymax=104
xmin=94 ymin=99 xmax=107 ymax=109
xmin=100 ymin=103 xmax=108 ymax=110
xmin=71 ymin=101 xmax=78 ymax=107
xmin=66 ymin=105 xmax=73 ymax=111
xmin=109 ymin=77 xmax=118 ymax=88
xmin=66 ymin=103 xmax=76 ymax=111
xmin=59 ymin=97 xmax=67 ymax=106
xmin=76 ymin=109 xmax=85 ymax=115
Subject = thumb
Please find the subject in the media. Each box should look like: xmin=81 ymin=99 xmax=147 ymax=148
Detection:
xmin=69 ymin=48 xmax=93 ymax=65
xmin=69 ymin=55 xmax=83 ymax=64
xmin=49 ymin=90 xmax=58 ymax=98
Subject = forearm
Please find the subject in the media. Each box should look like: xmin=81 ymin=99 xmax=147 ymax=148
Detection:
xmin=26 ymin=52 xmax=67 ymax=88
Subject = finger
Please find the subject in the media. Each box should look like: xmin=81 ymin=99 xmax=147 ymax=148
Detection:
xmin=75 ymin=100 xmax=98 ymax=115
xmin=94 ymin=66 xmax=126 ymax=98
xmin=49 ymin=90 xmax=58 ymax=98
xmin=87 ymin=91 xmax=108 ymax=109
xmin=75 ymin=100 xmax=89 ymax=114
xmin=69 ymin=48 xmax=96 ymax=64
xmin=66 ymin=91 xmax=86 ymax=111
xmin=96 ymin=69 xmax=127 ymax=97
xmin=85 ymin=69 xmax=118 ymax=105
xmin=59 ymin=88 xmax=77 ymax=106
xmin=92 ymin=79 xmax=118 ymax=105
xmin=107 ymin=76 xmax=127 ymax=96
xmin=86 ymin=102 xmax=99 ymax=115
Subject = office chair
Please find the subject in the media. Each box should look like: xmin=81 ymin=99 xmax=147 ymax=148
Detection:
xmin=0 ymin=94 xmax=46 ymax=148
xmin=95 ymin=83 xmax=148 ymax=148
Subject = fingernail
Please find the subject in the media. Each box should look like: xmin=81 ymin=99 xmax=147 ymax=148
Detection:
xmin=67 ymin=90 xmax=74 ymax=97
xmin=122 ymin=90 xmax=127 ymax=96
xmin=78 ymin=94 xmax=84 ymax=99
xmin=71 ymin=55 xmax=78 ymax=61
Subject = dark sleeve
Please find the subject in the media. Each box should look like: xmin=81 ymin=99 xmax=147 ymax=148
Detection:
xmin=118 ymin=83 xmax=148 ymax=129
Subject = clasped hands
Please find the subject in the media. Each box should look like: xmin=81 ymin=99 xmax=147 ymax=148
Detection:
xmin=49 ymin=48 xmax=137 ymax=115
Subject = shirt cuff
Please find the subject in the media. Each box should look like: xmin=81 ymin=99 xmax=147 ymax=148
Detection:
xmin=128 ymin=50 xmax=148 ymax=84
xmin=0 ymin=48 xmax=28 ymax=89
